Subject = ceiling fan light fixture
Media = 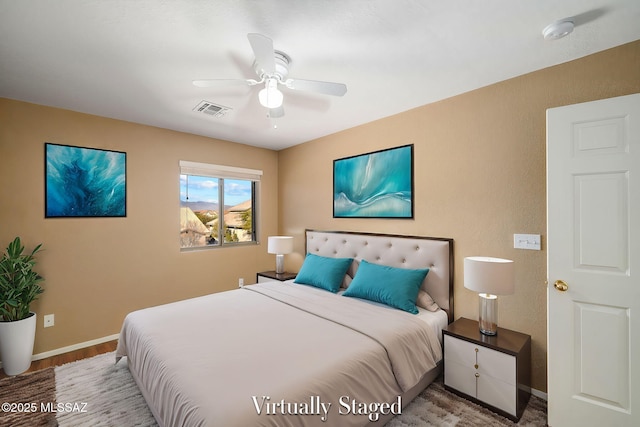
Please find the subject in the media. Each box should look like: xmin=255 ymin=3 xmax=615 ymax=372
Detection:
xmin=542 ymin=19 xmax=574 ymax=40
xmin=258 ymin=78 xmax=283 ymax=108
xmin=194 ymin=34 xmax=346 ymax=117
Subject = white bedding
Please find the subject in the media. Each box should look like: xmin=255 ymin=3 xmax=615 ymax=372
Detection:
xmin=333 ymin=283 xmax=448 ymax=345
xmin=116 ymin=281 xmax=445 ymax=427
xmin=416 ymin=306 xmax=448 ymax=345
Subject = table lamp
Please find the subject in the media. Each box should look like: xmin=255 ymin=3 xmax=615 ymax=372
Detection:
xmin=464 ymin=256 xmax=515 ymax=336
xmin=267 ymin=236 xmax=293 ymax=274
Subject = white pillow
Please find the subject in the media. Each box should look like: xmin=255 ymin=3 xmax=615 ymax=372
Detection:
xmin=416 ymin=290 xmax=439 ymax=311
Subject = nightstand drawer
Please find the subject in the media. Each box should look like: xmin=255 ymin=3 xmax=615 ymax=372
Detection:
xmin=444 ymin=358 xmax=516 ymax=415
xmin=478 ymin=370 xmax=517 ymax=415
xmin=444 ymin=359 xmax=516 ymax=415
xmin=444 ymin=335 xmax=516 ymax=384
xmin=444 ymin=358 xmax=476 ymax=397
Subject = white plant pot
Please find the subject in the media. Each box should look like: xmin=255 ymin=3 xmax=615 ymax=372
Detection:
xmin=0 ymin=312 xmax=36 ymax=376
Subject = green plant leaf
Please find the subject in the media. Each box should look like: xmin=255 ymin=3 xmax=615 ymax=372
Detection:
xmin=0 ymin=237 xmax=44 ymax=322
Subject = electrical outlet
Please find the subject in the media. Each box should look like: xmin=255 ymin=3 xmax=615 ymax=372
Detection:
xmin=44 ymin=314 xmax=55 ymax=328
xmin=238 ymin=278 xmax=244 ymax=288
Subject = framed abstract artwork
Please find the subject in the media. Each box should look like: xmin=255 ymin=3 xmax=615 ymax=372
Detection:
xmin=333 ymin=144 xmax=414 ymax=218
xmin=45 ymin=143 xmax=127 ymax=218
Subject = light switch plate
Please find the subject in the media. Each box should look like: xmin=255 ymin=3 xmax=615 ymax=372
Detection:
xmin=514 ymin=234 xmax=541 ymax=250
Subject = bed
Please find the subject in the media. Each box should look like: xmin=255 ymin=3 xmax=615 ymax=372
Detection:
xmin=116 ymin=230 xmax=454 ymax=426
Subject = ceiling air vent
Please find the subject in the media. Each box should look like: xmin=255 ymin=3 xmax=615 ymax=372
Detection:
xmin=192 ymin=100 xmax=232 ymax=118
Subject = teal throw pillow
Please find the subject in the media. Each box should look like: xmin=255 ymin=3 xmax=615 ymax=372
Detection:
xmin=343 ymin=260 xmax=429 ymax=314
xmin=294 ymin=253 xmax=353 ymax=293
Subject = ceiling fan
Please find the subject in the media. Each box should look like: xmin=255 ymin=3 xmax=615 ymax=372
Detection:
xmin=193 ymin=33 xmax=347 ymax=118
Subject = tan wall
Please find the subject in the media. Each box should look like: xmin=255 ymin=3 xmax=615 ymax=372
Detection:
xmin=278 ymin=40 xmax=640 ymax=393
xmin=0 ymin=99 xmax=279 ymax=354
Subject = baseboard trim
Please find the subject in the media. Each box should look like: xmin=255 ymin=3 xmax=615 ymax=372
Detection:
xmin=531 ymin=387 xmax=548 ymax=401
xmin=0 ymin=333 xmax=119 ymax=370
xmin=32 ymin=333 xmax=120 ymax=361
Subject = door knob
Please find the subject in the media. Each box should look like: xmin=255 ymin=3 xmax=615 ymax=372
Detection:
xmin=554 ymin=280 xmax=568 ymax=292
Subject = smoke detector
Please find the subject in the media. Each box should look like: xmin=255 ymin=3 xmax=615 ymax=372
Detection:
xmin=542 ymin=19 xmax=574 ymax=40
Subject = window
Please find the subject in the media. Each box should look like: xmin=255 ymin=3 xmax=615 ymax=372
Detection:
xmin=179 ymin=161 xmax=261 ymax=250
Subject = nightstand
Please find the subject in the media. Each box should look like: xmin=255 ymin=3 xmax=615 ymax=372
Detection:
xmin=256 ymin=270 xmax=297 ymax=283
xmin=443 ymin=317 xmax=531 ymax=422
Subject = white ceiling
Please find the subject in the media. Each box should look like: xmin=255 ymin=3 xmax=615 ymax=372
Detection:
xmin=1 ymin=1 xmax=639 ymax=151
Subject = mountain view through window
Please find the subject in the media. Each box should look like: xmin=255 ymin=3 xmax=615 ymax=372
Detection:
xmin=180 ymin=174 xmax=256 ymax=249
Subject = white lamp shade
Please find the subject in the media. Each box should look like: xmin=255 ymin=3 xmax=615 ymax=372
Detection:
xmin=267 ymin=236 xmax=293 ymax=255
xmin=464 ymin=256 xmax=515 ymax=296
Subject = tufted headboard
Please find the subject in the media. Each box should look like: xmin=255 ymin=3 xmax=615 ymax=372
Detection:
xmin=305 ymin=229 xmax=454 ymax=323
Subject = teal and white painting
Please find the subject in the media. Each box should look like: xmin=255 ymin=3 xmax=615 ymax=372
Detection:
xmin=333 ymin=144 xmax=413 ymax=218
xmin=45 ymin=143 xmax=126 ymax=217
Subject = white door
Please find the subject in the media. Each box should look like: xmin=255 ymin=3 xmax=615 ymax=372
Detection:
xmin=547 ymin=93 xmax=640 ymax=426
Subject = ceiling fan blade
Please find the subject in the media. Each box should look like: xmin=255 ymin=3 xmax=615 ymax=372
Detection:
xmin=192 ymin=79 xmax=257 ymax=88
xmin=247 ymin=33 xmax=276 ymax=75
xmin=268 ymin=106 xmax=284 ymax=118
xmin=284 ymin=79 xmax=347 ymax=96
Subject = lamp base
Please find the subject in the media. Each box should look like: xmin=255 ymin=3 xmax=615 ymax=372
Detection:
xmin=275 ymin=254 xmax=285 ymax=274
xmin=478 ymin=293 xmax=498 ymax=335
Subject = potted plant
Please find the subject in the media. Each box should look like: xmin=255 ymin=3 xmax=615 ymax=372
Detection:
xmin=0 ymin=237 xmax=44 ymax=376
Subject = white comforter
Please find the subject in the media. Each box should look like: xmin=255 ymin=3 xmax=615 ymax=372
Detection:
xmin=116 ymin=281 xmax=442 ymax=427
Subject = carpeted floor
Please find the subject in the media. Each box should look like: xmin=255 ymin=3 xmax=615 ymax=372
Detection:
xmin=0 ymin=352 xmax=547 ymax=426
xmin=388 ymin=381 xmax=547 ymax=426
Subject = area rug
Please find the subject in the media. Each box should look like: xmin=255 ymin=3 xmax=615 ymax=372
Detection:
xmin=0 ymin=367 xmax=57 ymax=427
xmin=1 ymin=352 xmax=547 ymax=426
xmin=387 ymin=382 xmax=547 ymax=427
